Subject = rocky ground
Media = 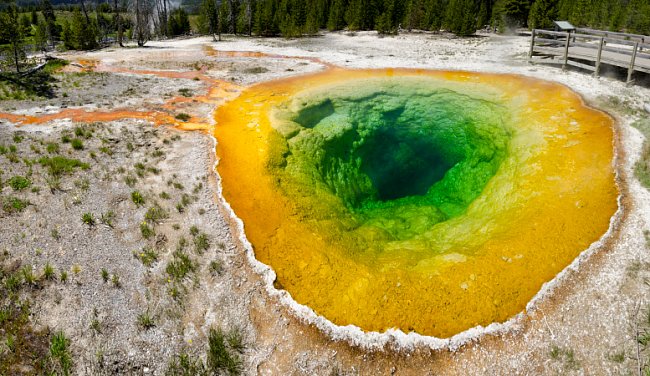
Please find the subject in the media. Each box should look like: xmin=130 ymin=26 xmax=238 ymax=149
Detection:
xmin=0 ymin=31 xmax=649 ymax=375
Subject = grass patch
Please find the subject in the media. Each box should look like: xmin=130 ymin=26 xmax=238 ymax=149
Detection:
xmin=140 ymin=222 xmax=155 ymax=240
xmin=145 ymin=205 xmax=168 ymax=224
xmin=166 ymin=250 xmax=197 ymax=282
xmin=137 ymin=311 xmax=155 ymax=330
xmin=38 ymin=156 xmax=89 ymax=177
xmin=134 ymin=247 xmax=158 ymax=267
xmin=81 ymin=213 xmax=95 ymax=226
xmin=7 ymin=176 xmax=31 ymax=191
xmin=2 ymin=196 xmax=30 ymax=213
xmin=70 ymin=139 xmax=84 ymax=150
xmin=131 ymin=191 xmax=145 ymax=206
xmin=207 ymin=328 xmax=242 ymax=375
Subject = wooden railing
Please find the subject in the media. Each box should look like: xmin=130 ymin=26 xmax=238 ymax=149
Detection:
xmin=529 ymin=28 xmax=650 ymax=84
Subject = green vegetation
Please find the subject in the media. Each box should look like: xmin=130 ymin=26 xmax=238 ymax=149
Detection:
xmin=140 ymin=222 xmax=155 ymax=239
xmin=81 ymin=212 xmax=95 ymax=226
xmin=134 ymin=246 xmax=158 ymax=267
xmin=131 ymin=190 xmax=145 ymax=206
xmin=0 ymin=255 xmax=70 ymax=375
xmin=2 ymin=196 xmax=29 ymax=213
xmin=7 ymin=175 xmax=31 ymax=191
xmin=633 ymin=119 xmax=650 ymax=189
xmin=166 ymin=250 xmax=197 ymax=282
xmin=137 ymin=310 xmax=155 ymax=330
xmin=70 ymin=138 xmax=84 ymax=150
xmin=175 ymin=113 xmax=191 ymax=122
xmin=207 ymin=328 xmax=242 ymax=375
xmin=38 ymin=156 xmax=90 ymax=177
xmin=101 ymin=268 xmax=109 ymax=282
xmin=49 ymin=331 xmax=73 ymax=376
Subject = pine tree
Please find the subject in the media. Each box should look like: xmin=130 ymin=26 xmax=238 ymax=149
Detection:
xmin=327 ymin=0 xmax=347 ymax=30
xmin=627 ymin=0 xmax=650 ymax=35
xmin=569 ymin=0 xmax=590 ymax=26
xmin=41 ymin=0 xmax=60 ymax=46
xmin=34 ymin=19 xmax=49 ymax=53
xmin=425 ymin=0 xmax=445 ymax=31
xmin=254 ymin=0 xmax=279 ymax=36
xmin=446 ymin=0 xmax=478 ymax=36
xmin=345 ymin=0 xmax=363 ymax=30
xmin=0 ymin=5 xmax=27 ymax=72
xmin=528 ymin=0 xmax=557 ymax=30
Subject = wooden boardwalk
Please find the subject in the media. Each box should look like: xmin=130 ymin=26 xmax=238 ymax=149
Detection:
xmin=529 ymin=28 xmax=650 ymax=84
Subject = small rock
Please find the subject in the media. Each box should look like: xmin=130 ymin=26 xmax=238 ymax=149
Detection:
xmin=644 ymin=103 xmax=650 ymax=114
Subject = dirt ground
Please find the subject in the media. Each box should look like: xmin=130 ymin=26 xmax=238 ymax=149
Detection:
xmin=1 ymin=31 xmax=650 ymax=375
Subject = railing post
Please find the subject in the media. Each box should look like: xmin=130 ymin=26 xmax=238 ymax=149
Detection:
xmin=594 ymin=37 xmax=604 ymax=77
xmin=563 ymin=32 xmax=570 ymax=70
xmin=528 ymin=29 xmax=536 ymax=61
xmin=627 ymin=41 xmax=639 ymax=85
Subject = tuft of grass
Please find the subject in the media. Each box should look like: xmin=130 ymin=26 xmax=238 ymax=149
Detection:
xmin=71 ymin=139 xmax=84 ymax=150
xmin=226 ymin=327 xmax=245 ymax=354
xmin=125 ymin=174 xmax=137 ymax=187
xmin=81 ymin=213 xmax=95 ymax=226
xmin=101 ymin=268 xmax=109 ymax=283
xmin=145 ymin=205 xmax=168 ymax=224
xmin=38 ymin=156 xmax=89 ymax=177
xmin=159 ymin=191 xmax=170 ymax=200
xmin=137 ymin=311 xmax=155 ymax=330
xmin=194 ymin=233 xmax=209 ymax=254
xmin=46 ymin=142 xmax=60 ymax=154
xmin=166 ymin=352 xmax=207 ymax=376
xmin=2 ymin=196 xmax=30 ymax=213
xmin=8 ymin=176 xmax=31 ymax=191
xmin=131 ymin=191 xmax=145 ymax=206
xmin=49 ymin=331 xmax=72 ymax=376
xmin=209 ymin=260 xmax=223 ymax=276
xmin=207 ymin=328 xmax=242 ymax=375
xmin=111 ymin=273 xmax=120 ymax=288
xmin=100 ymin=211 xmax=115 ymax=227
xmin=140 ymin=222 xmax=155 ymax=240
xmin=175 ymin=113 xmax=191 ymax=122
xmin=166 ymin=250 xmax=197 ymax=282
xmin=134 ymin=247 xmax=158 ymax=267
xmin=60 ymin=271 xmax=68 ymax=283
xmin=43 ymin=263 xmax=55 ymax=280
xmin=178 ymin=88 xmax=193 ymax=97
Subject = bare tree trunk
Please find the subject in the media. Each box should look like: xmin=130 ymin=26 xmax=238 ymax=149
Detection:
xmin=13 ymin=44 xmax=21 ymax=73
xmin=228 ymin=0 xmax=235 ymax=34
xmin=80 ymin=0 xmax=91 ymax=24
xmin=114 ymin=0 xmax=124 ymax=46
xmin=216 ymin=0 xmax=222 ymax=41
xmin=247 ymin=0 xmax=252 ymax=36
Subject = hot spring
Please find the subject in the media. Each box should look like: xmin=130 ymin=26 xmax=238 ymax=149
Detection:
xmin=215 ymin=68 xmax=618 ymax=338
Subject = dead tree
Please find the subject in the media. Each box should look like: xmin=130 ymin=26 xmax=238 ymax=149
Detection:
xmin=133 ymin=0 xmax=153 ymax=46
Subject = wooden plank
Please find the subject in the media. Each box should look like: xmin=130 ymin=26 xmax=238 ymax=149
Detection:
xmin=567 ymin=60 xmax=596 ymax=71
xmin=535 ymin=37 xmax=565 ymax=45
